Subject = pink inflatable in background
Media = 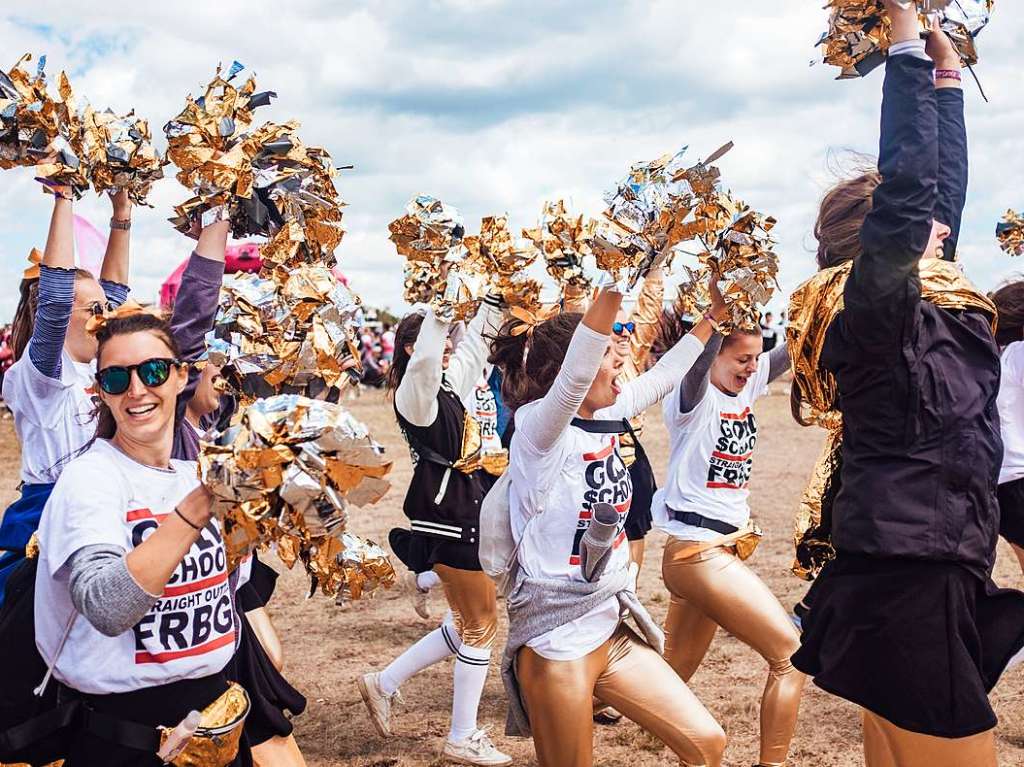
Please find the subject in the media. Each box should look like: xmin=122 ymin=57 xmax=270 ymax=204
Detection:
xmin=159 ymin=242 xmax=262 ymax=309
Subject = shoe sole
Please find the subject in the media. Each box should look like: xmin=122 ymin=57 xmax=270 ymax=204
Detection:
xmin=357 ymin=676 xmax=391 ymax=738
xmin=441 ymin=755 xmax=513 ymax=767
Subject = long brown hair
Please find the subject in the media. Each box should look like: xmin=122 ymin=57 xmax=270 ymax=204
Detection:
xmin=991 ymin=277 xmax=1024 ymax=348
xmin=488 ymin=312 xmax=584 ymax=412
xmin=814 ymin=170 xmax=882 ymax=270
xmin=9 ymin=268 xmax=95 ymax=362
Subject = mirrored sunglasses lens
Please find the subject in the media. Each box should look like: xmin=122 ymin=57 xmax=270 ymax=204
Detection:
xmin=99 ymin=368 xmax=130 ymax=394
xmin=138 ymin=359 xmax=171 ymax=387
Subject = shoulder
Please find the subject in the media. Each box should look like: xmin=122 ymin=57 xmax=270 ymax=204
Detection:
xmin=56 ymin=441 xmax=124 ymax=488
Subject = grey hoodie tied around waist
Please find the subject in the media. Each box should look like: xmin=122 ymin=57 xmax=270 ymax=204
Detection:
xmin=501 ymin=503 xmax=665 ymax=737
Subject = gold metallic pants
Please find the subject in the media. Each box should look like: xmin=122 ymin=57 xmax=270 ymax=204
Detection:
xmin=518 ymin=624 xmax=726 ymax=767
xmin=662 ymin=541 xmax=805 ymax=767
xmin=862 ymin=710 xmax=996 ymax=767
xmin=434 ymin=564 xmax=498 ymax=649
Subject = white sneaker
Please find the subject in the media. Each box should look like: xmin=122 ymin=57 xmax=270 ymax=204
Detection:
xmin=405 ymin=570 xmax=431 ymax=620
xmin=442 ymin=727 xmax=513 ymax=766
xmin=357 ymin=671 xmax=401 ymax=737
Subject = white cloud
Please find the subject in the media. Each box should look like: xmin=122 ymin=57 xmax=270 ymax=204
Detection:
xmin=1 ymin=1 xmax=1022 ymax=319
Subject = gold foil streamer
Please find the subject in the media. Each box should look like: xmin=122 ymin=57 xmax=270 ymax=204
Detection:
xmin=676 ymin=193 xmax=779 ymax=332
xmin=203 ymin=267 xmax=362 ymax=402
xmin=817 ymin=1 xmax=994 ymax=79
xmin=997 ymin=209 xmax=1024 ymax=256
xmin=786 ymin=257 xmax=997 ymax=579
xmin=463 ymin=214 xmax=541 ymax=310
xmin=200 ymin=394 xmax=395 ymax=598
xmin=524 ymin=199 xmax=597 ymax=291
xmin=74 ymin=108 xmax=166 ymax=205
xmin=388 ymin=195 xmax=489 ymax=320
xmin=165 ymin=62 xmax=346 ymax=265
xmin=1 ymin=54 xmax=60 ymax=170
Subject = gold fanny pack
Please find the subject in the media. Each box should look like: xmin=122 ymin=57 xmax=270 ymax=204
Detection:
xmin=158 ymin=683 xmax=250 ymax=767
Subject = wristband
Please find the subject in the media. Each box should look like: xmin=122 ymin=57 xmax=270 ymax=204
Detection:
xmin=702 ymin=312 xmax=722 ymax=332
xmin=110 ymin=217 xmax=132 ymax=231
xmin=174 ymin=506 xmax=202 ymax=531
xmin=935 ymin=69 xmax=962 ymax=81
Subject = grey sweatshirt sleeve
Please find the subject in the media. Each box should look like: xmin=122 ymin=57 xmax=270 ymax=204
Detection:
xmin=67 ymin=544 xmax=160 ymax=637
xmin=767 ymin=343 xmax=791 ymax=383
xmin=677 ymin=334 xmax=723 ymax=414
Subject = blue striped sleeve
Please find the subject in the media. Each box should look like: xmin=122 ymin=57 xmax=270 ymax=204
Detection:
xmin=27 ymin=265 xmax=76 ymax=380
xmin=100 ymin=279 xmax=130 ymax=308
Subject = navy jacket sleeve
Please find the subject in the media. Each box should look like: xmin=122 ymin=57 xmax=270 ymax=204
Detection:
xmin=844 ymin=54 xmax=938 ymax=357
xmin=935 ymin=87 xmax=967 ymax=261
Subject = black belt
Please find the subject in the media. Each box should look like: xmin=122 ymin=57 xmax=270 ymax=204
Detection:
xmin=670 ymin=510 xmax=738 ymax=536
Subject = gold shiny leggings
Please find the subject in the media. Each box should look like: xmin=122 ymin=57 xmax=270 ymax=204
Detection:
xmin=662 ymin=541 xmax=805 ymax=767
xmin=517 ymin=624 xmax=726 ymax=767
xmin=862 ymin=710 xmax=996 ymax=766
xmin=433 ymin=564 xmax=498 ymax=649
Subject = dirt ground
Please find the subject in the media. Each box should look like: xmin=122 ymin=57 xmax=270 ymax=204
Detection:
xmin=4 ymin=384 xmax=1024 ymax=767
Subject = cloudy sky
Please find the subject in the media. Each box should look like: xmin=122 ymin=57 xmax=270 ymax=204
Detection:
xmin=1 ymin=1 xmax=1021 ymax=319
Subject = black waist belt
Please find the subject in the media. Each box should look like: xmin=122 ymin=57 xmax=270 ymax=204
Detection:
xmin=671 ymin=510 xmax=738 ymax=536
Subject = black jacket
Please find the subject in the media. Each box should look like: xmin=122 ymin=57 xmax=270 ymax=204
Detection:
xmin=821 ymin=54 xmax=1001 ymax=578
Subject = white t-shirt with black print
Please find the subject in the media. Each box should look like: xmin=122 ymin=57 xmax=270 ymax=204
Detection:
xmin=508 ymin=323 xmax=704 ymax=662
xmin=999 ymin=341 xmax=1024 ymax=485
xmin=1 ymin=346 xmax=97 ymax=484
xmin=469 ymin=373 xmax=502 ymax=455
xmin=35 ymin=439 xmax=239 ymax=694
xmin=654 ymin=351 xmax=771 ymax=541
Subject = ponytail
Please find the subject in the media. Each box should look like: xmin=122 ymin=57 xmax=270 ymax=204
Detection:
xmin=488 ymin=312 xmax=582 ymax=413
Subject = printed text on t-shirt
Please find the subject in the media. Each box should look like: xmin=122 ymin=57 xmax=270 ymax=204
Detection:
xmin=570 ymin=437 xmax=633 ymax=565
xmin=707 ymin=407 xmax=758 ymax=490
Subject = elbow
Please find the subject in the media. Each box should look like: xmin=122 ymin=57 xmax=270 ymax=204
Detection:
xmin=90 ymin=614 xmax=134 ymax=638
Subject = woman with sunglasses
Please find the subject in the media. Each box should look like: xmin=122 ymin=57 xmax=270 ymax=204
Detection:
xmin=0 ymin=188 xmax=133 ymax=604
xmin=34 ymin=309 xmax=251 ymax=766
xmin=491 ymin=275 xmax=729 ymax=767
xmin=165 ymin=222 xmax=309 ymax=767
xmin=361 ymin=295 xmax=512 ymax=766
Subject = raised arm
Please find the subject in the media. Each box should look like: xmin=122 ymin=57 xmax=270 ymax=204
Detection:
xmin=845 ymin=3 xmax=937 ymax=352
xmin=445 ymin=294 xmax=503 ymax=401
xmin=98 ymin=190 xmax=132 ymax=306
xmin=395 ymin=308 xmax=449 ymax=428
xmin=628 ymin=268 xmax=664 ymax=370
xmin=677 ymin=334 xmax=723 ymax=414
xmin=516 ymin=288 xmax=621 ymax=453
xmin=930 ymin=18 xmax=967 ymax=261
xmin=27 ymin=193 xmax=75 ymax=379
xmin=171 ymin=221 xmax=229 ymax=419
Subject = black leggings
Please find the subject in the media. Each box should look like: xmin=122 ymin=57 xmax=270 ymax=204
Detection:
xmin=65 ymin=672 xmax=251 ymax=767
xmin=998 ymin=477 xmax=1024 ymax=547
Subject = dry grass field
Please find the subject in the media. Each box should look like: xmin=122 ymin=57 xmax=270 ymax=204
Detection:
xmin=4 ymin=384 xmax=1024 ymax=766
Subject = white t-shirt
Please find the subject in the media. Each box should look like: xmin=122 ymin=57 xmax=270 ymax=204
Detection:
xmin=654 ymin=351 xmax=771 ymax=541
xmin=1 ymin=345 xmax=97 ymax=484
xmin=469 ymin=374 xmax=502 ymax=454
xmin=510 ymin=408 xmax=633 ymax=661
xmin=999 ymin=342 xmax=1024 ymax=485
xmin=35 ymin=440 xmax=238 ymax=694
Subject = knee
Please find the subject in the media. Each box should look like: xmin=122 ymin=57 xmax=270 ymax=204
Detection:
xmin=693 ymin=721 xmax=727 ymax=765
xmin=459 ymin=612 xmax=498 ymax=649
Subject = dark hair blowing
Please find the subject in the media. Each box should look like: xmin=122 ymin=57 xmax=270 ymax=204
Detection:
xmin=385 ymin=311 xmax=426 ymax=394
xmin=91 ymin=312 xmax=181 ymax=440
xmin=991 ymin=277 xmax=1024 ymax=348
xmin=489 ymin=312 xmax=584 ymax=412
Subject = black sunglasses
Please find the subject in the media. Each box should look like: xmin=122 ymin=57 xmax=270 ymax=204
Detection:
xmin=97 ymin=357 xmax=181 ymax=395
xmin=79 ymin=300 xmax=114 ymax=316
xmin=612 ymin=321 xmax=635 ymax=336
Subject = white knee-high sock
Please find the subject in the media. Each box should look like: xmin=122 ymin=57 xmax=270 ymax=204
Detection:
xmin=416 ymin=570 xmax=441 ymax=591
xmin=449 ymin=644 xmax=491 ymax=742
xmin=378 ymin=619 xmax=462 ymax=695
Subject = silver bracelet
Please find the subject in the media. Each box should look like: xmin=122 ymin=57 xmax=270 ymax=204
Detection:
xmin=110 ymin=218 xmax=132 ymax=231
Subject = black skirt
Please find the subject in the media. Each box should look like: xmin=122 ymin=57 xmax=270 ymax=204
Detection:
xmin=66 ymin=672 xmax=251 ymax=767
xmin=792 ymin=553 xmax=1024 ymax=738
xmin=624 ymin=450 xmax=656 ymax=542
xmin=998 ymin=477 xmax=1024 ymax=547
xmin=389 ymin=526 xmax=481 ymax=573
xmin=227 ymin=557 xmax=307 ymax=746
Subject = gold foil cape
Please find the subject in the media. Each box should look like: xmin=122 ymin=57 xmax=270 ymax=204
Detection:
xmin=817 ymin=1 xmax=994 ymax=79
xmin=388 ymin=195 xmax=497 ymax=320
xmin=996 ymin=209 xmax=1024 ymax=256
xmin=787 ymin=257 xmax=997 ymax=579
xmin=203 ymin=267 xmax=362 ymax=402
xmin=165 ymin=61 xmax=346 ymax=265
xmin=200 ymin=394 xmax=395 ymax=598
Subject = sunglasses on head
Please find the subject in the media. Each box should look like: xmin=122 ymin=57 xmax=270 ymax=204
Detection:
xmin=97 ymin=357 xmax=181 ymax=395
xmin=612 ymin=321 xmax=635 ymax=336
xmin=79 ymin=300 xmax=114 ymax=317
